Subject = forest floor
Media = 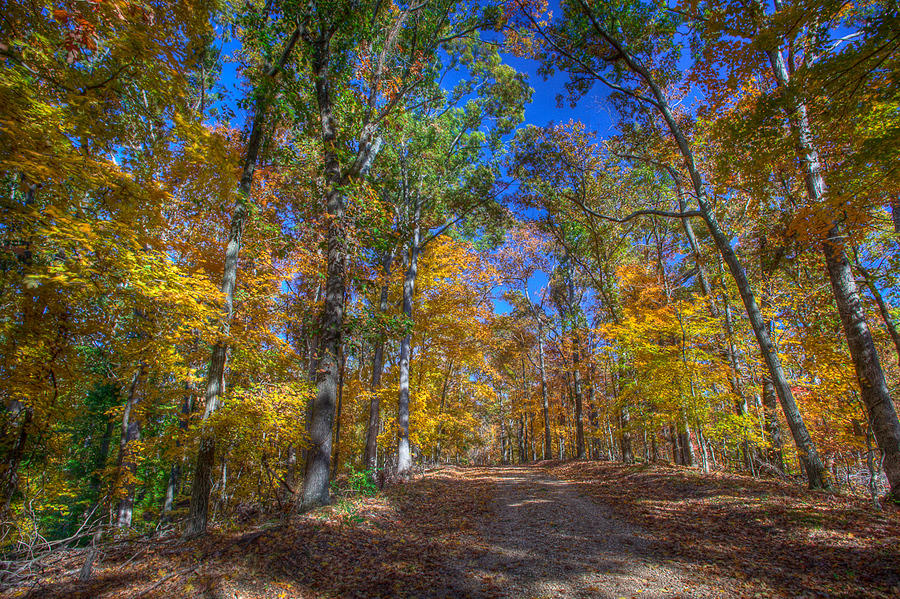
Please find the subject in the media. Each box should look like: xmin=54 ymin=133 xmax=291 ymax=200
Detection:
xmin=5 ymin=461 xmax=900 ymax=599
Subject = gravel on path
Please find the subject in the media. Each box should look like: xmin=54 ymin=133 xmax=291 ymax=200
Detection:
xmin=464 ymin=466 xmax=729 ymax=599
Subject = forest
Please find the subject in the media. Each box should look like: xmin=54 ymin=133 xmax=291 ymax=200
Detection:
xmin=1 ymin=0 xmax=900 ymax=597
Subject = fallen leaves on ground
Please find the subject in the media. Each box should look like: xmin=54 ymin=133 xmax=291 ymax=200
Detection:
xmin=3 ymin=467 xmax=494 ymax=599
xmin=6 ymin=463 xmax=899 ymax=599
xmin=544 ymin=460 xmax=900 ymax=599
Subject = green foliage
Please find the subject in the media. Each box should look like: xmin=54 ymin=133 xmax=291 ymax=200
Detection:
xmin=342 ymin=468 xmax=379 ymax=498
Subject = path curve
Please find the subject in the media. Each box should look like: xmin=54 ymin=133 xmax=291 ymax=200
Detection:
xmin=465 ymin=466 xmax=725 ymax=599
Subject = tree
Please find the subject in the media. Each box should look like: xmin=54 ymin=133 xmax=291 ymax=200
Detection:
xmin=693 ymin=0 xmax=900 ymax=496
xmin=505 ymin=0 xmax=828 ymax=487
xmin=185 ymin=5 xmax=306 ymax=537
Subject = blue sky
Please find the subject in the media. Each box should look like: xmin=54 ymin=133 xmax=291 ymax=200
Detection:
xmin=504 ymin=55 xmax=615 ymax=136
xmin=490 ymin=54 xmax=615 ymax=315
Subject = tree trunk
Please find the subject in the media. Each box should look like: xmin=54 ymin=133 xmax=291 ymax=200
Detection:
xmin=620 ymin=406 xmax=633 ymax=464
xmin=0 ymin=402 xmax=32 ymax=515
xmin=671 ymin=425 xmax=680 ymax=465
xmin=762 ymin=378 xmax=785 ymax=470
xmin=679 ymin=423 xmax=695 ymax=467
xmin=163 ymin=463 xmax=179 ymax=516
xmin=854 ymin=258 xmax=900 ymax=362
xmin=823 ymin=235 xmax=900 ymax=492
xmin=518 ymin=416 xmax=526 ymax=464
xmin=299 ymin=31 xmax=385 ymax=506
xmin=90 ymin=416 xmax=113 ymax=500
xmin=536 ymin=320 xmax=552 ymax=460
xmin=892 ymin=198 xmax=900 ymax=235
xmin=697 ymin=423 xmax=710 ymax=473
xmin=79 ymin=529 xmax=103 ymax=582
xmin=184 ymin=22 xmax=304 ymax=535
xmin=163 ymin=394 xmax=192 ymax=518
xmin=116 ymin=365 xmax=144 ymax=528
xmin=564 ymin=259 xmax=586 ymax=459
xmin=301 ymin=282 xmax=324 ymax=469
xmin=618 ymin=356 xmax=633 ymax=463
xmin=587 ymin=363 xmax=599 ymax=460
xmin=331 ymin=347 xmax=346 ymax=479
xmin=434 ymin=361 xmax=454 ymax=463
xmin=397 ymin=195 xmax=422 ymax=478
xmin=363 ymin=251 xmax=393 ymax=470
xmin=673 ymin=175 xmax=718 ymax=316
xmin=577 ymin=14 xmax=827 ymax=488
xmin=766 ymin=45 xmax=900 ymax=495
xmin=529 ymin=412 xmax=537 ymax=461
xmin=186 ymin=92 xmax=269 ymax=538
xmin=302 ymin=44 xmax=345 ymax=509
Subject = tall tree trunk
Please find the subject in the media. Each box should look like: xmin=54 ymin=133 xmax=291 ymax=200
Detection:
xmin=396 ymin=195 xmax=422 ymax=478
xmin=302 ymin=44 xmax=345 ymax=509
xmin=331 ymin=347 xmax=346 ymax=479
xmin=620 ymin=406 xmax=633 ymax=464
xmin=301 ymin=281 xmax=324 ymax=469
xmin=536 ymin=319 xmax=552 ymax=460
xmin=716 ymin=258 xmax=753 ymax=470
xmin=680 ymin=123 xmax=825 ymax=486
xmin=682 ymin=176 xmax=755 ymax=467
xmin=185 ymin=140 xmax=256 ymax=536
xmin=679 ymin=423 xmax=695 ymax=467
xmin=90 ymin=416 xmax=113 ymax=500
xmin=672 ymin=174 xmax=719 ymax=317
xmin=766 ymin=45 xmax=900 ymax=495
xmin=611 ymin=359 xmax=633 ymax=463
xmin=671 ymin=425 xmax=681 ymax=465
xmin=697 ymin=422 xmax=710 ymax=473
xmin=520 ymin=356 xmax=530 ymax=462
xmin=822 ymin=234 xmax=900 ymax=492
xmin=892 ymin=198 xmax=900 ymax=235
xmin=185 ymin=23 xmax=303 ymax=534
xmin=518 ymin=416 xmax=526 ymax=464
xmin=587 ymin=362 xmax=599 ymax=459
xmin=529 ymin=412 xmax=537 ymax=461
xmin=300 ymin=30 xmax=384 ymax=506
xmin=762 ymin=378 xmax=785 ymax=470
xmin=363 ymin=251 xmax=393 ymax=469
xmin=0 ymin=402 xmax=32 ymax=516
xmin=564 ymin=259 xmax=586 ymax=459
xmin=498 ymin=386 xmax=507 ymax=464
xmin=116 ymin=365 xmax=144 ymax=528
xmin=434 ymin=360 xmax=454 ymax=463
xmin=163 ymin=393 xmax=192 ymax=518
xmin=0 ymin=182 xmax=38 ymax=516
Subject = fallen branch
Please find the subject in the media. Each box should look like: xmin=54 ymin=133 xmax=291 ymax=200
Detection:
xmin=130 ymin=563 xmax=199 ymax=599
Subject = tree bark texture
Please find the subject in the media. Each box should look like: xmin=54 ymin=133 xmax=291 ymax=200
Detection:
xmin=116 ymin=365 xmax=144 ymax=528
xmin=301 ymin=43 xmax=344 ymax=509
xmin=186 ymin=19 xmax=304 ymax=535
xmin=564 ymin=259 xmax=586 ymax=459
xmin=397 ymin=197 xmax=422 ymax=478
xmin=364 ymin=251 xmax=393 ymax=470
xmin=301 ymin=36 xmax=384 ymax=506
xmin=762 ymin=378 xmax=785 ymax=470
xmin=766 ymin=45 xmax=900 ymax=494
xmin=537 ymin=320 xmax=552 ymax=460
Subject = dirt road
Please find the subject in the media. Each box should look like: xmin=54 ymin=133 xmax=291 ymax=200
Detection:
xmin=462 ymin=466 xmax=724 ymax=598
